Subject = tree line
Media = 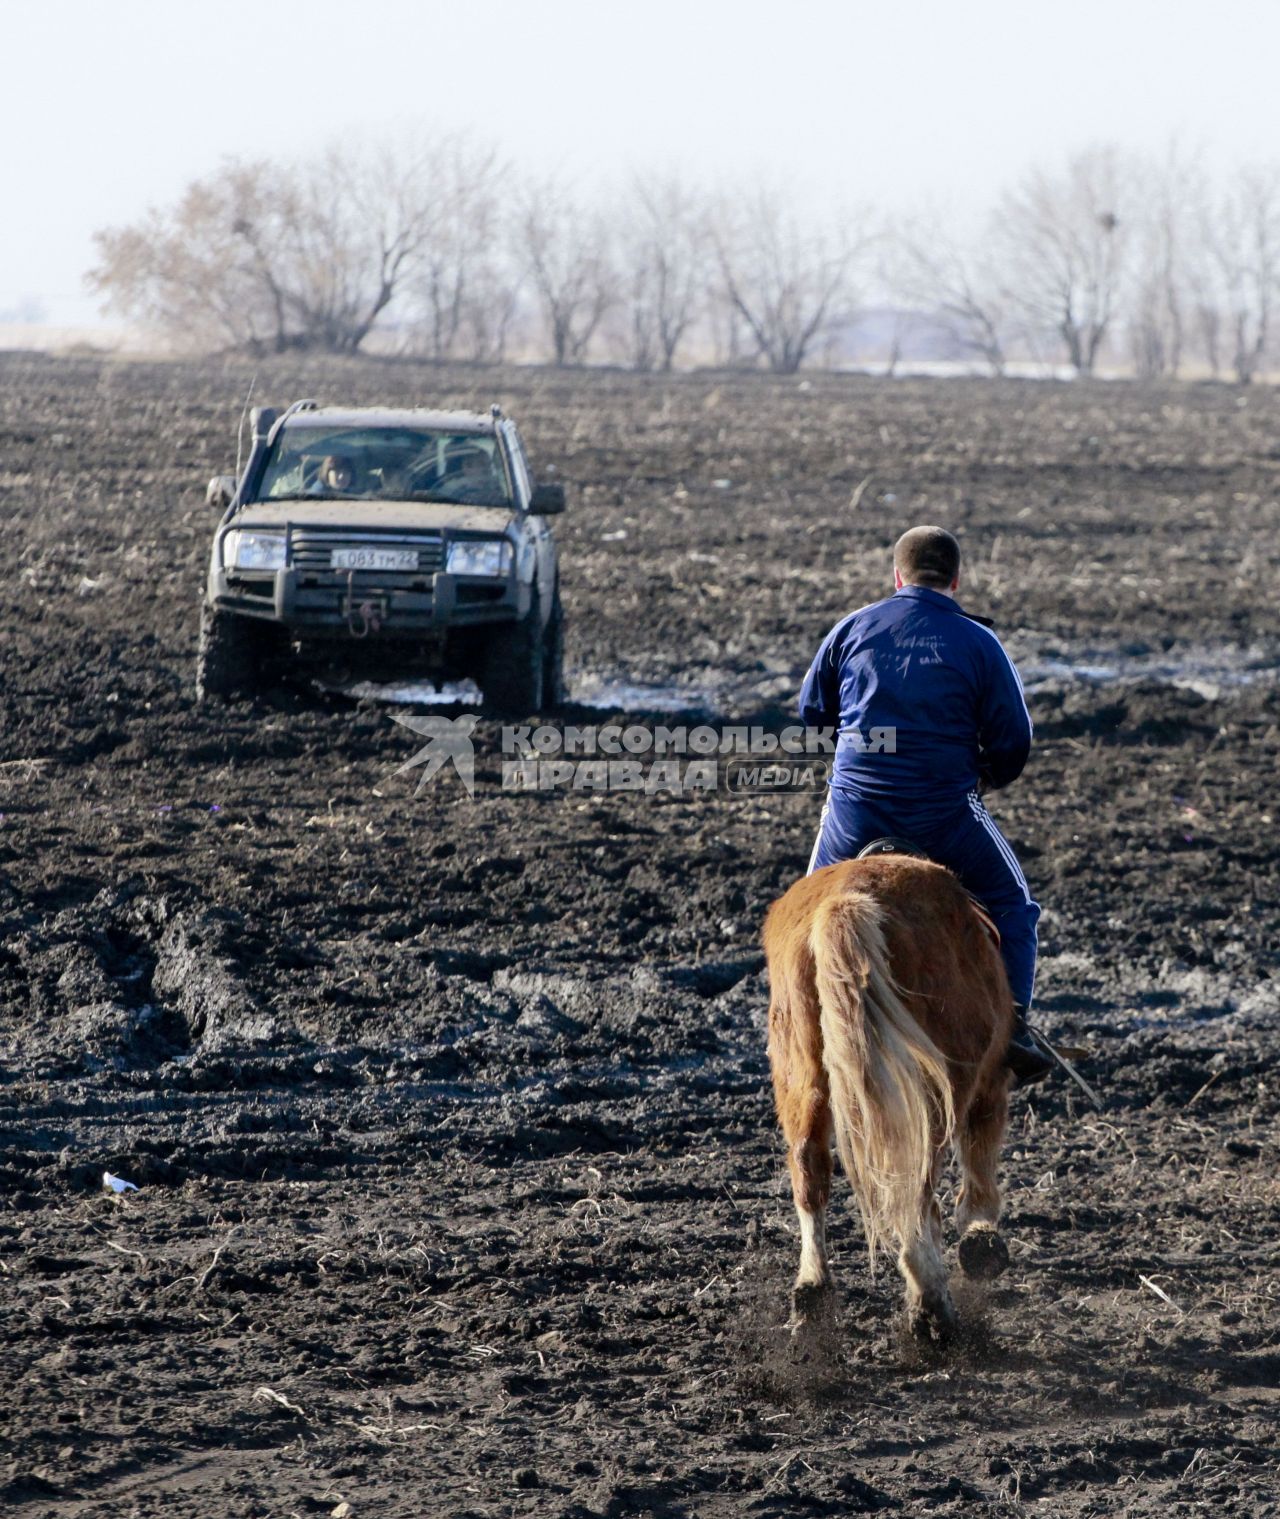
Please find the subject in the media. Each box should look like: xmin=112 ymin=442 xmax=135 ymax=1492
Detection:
xmin=89 ymin=135 xmax=1280 ymax=382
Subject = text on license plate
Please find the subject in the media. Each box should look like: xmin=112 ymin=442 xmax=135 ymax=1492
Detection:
xmin=330 ymin=548 xmax=418 ymax=570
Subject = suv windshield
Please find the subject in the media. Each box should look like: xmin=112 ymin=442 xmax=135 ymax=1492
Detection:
xmin=254 ymin=426 xmax=512 ymax=509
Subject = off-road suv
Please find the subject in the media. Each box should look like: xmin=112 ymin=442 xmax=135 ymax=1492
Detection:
xmin=197 ymin=400 xmax=565 ymax=711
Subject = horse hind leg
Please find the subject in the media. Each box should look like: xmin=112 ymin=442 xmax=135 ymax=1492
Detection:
xmin=900 ymin=1152 xmax=957 ymax=1342
xmin=770 ymin=967 xmax=837 ymax=1328
xmin=956 ymin=1073 xmax=1011 ymax=1282
xmin=782 ymin=1085 xmax=835 ymax=1326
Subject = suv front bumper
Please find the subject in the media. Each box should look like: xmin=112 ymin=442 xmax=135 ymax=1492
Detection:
xmin=210 ymin=566 xmax=528 ymax=635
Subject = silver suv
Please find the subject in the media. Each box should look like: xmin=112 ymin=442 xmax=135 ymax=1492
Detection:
xmin=197 ymin=400 xmax=564 ymax=711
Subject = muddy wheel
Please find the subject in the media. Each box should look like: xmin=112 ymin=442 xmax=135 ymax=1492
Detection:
xmin=479 ymin=592 xmax=546 ymax=714
xmin=196 ymin=605 xmax=265 ymax=703
xmin=541 ymin=587 xmax=565 ymax=710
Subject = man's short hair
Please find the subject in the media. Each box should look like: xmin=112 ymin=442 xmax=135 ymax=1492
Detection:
xmin=894 ymin=526 xmax=961 ymax=589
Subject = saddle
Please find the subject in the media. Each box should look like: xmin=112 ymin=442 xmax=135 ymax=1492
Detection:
xmin=855 ymin=836 xmax=927 ymax=862
xmin=855 ymin=837 xmax=1000 ymax=946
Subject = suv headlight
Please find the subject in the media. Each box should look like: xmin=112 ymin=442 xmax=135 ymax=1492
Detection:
xmin=223 ymin=530 xmax=287 ymax=571
xmin=446 ymin=539 xmax=511 ymax=577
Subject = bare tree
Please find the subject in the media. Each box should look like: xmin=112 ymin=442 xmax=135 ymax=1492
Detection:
xmin=713 ymin=188 xmax=858 ymax=373
xmin=991 ymin=148 xmax=1129 ymax=376
xmin=273 ymin=136 xmax=506 ymax=352
xmin=89 ymin=162 xmax=291 ymax=351
xmin=395 ymin=136 xmax=516 ymax=360
xmin=266 ymin=144 xmax=412 ymax=351
xmin=1189 ymin=277 xmax=1224 ymax=379
xmin=1195 ymin=166 xmax=1280 ymax=384
xmin=89 ymin=136 xmax=492 ymax=354
xmin=1124 ymin=148 xmax=1210 ymax=380
xmin=613 ymin=173 xmax=709 ymax=371
xmin=888 ymin=214 xmax=1006 ymax=374
xmin=454 ymin=266 xmax=523 ymax=364
xmin=1128 ymin=234 xmax=1182 ymax=381
xmin=514 ymin=178 xmax=616 ymax=365
xmin=704 ymin=293 xmax=754 ymax=367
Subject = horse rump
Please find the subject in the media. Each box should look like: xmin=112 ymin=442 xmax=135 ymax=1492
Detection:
xmin=764 ymin=856 xmax=1012 ymax=1339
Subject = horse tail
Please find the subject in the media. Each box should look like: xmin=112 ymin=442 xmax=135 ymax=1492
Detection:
xmin=810 ymin=888 xmax=956 ymax=1266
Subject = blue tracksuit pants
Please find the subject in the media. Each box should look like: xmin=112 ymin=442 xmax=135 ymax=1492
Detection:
xmin=807 ymin=787 xmax=1040 ymax=1008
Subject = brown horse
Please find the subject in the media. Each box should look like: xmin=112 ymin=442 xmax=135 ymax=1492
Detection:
xmin=764 ymin=853 xmax=1013 ymax=1340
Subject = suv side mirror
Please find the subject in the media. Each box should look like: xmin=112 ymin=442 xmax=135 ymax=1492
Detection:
xmin=529 ymin=481 xmax=566 ymax=515
xmin=206 ymin=474 xmax=237 ymax=510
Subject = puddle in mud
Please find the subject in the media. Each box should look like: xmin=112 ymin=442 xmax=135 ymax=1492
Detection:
xmin=1020 ymin=645 xmax=1279 ymax=701
xmin=338 ymin=646 xmax=1278 ymax=713
xmin=345 ymin=677 xmax=484 ymax=706
xmin=567 ymin=674 xmax=715 ymax=712
xmin=343 ymin=673 xmax=717 ymax=712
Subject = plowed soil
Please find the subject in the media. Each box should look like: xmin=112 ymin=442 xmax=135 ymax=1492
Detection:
xmin=1 ymin=353 xmax=1277 ymax=1517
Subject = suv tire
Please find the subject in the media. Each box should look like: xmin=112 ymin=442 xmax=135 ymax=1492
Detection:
xmin=541 ymin=586 xmax=565 ymax=709
xmin=479 ymin=589 xmax=546 ymax=714
xmin=196 ymin=605 xmax=266 ymax=703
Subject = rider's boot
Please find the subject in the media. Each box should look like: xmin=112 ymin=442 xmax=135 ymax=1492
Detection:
xmin=1007 ymin=1004 xmax=1053 ymax=1087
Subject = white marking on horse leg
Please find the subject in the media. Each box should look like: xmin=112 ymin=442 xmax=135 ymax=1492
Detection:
xmin=795 ymin=1204 xmax=830 ymax=1289
xmin=956 ymin=1098 xmax=1005 ymax=1238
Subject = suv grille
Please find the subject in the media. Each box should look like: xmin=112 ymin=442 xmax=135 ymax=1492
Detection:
xmin=289 ymin=528 xmax=444 ymax=575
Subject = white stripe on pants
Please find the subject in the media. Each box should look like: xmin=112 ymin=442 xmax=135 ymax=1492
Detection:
xmin=966 ymin=790 xmax=1032 ymax=903
xmin=807 ymin=797 xmax=831 ymax=875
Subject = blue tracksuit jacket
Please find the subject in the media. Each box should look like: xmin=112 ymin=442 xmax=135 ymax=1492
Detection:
xmin=800 ymin=584 xmax=1040 ymax=1006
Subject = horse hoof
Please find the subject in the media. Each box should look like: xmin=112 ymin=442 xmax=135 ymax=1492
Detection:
xmin=959 ymin=1228 xmax=1010 ymax=1281
xmin=790 ymin=1281 xmax=835 ymax=1330
xmin=907 ymin=1296 xmax=957 ymax=1345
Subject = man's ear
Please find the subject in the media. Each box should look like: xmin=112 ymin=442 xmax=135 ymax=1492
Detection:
xmin=894 ymin=567 xmax=904 ymax=589
xmin=951 ymin=575 xmax=960 ymax=591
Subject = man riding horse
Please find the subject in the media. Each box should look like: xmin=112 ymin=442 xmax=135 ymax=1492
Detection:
xmin=800 ymin=525 xmax=1052 ymax=1086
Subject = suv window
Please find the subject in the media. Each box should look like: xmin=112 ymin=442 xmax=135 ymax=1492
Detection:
xmin=254 ymin=426 xmax=513 ymax=509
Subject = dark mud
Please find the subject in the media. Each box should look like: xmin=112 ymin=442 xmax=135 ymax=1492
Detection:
xmin=1 ymin=355 xmax=1277 ymax=1516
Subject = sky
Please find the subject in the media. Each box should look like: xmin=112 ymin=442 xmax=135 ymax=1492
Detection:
xmin=4 ymin=0 xmax=1280 ymax=325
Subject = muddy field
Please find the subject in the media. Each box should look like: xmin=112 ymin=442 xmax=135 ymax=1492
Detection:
xmin=1 ymin=352 xmax=1278 ymax=1517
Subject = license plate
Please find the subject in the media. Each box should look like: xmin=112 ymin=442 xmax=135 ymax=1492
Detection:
xmin=330 ymin=548 xmax=418 ymax=571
